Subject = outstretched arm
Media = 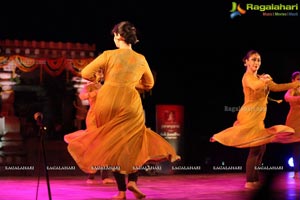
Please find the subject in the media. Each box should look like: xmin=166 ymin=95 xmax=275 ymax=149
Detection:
xmin=268 ymin=80 xmax=299 ymax=92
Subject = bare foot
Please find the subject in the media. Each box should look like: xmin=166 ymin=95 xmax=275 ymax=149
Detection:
xmin=127 ymin=181 xmax=146 ymax=199
xmin=112 ymin=191 xmax=126 ymax=199
xmin=86 ymin=179 xmax=97 ymax=184
xmin=102 ymin=178 xmax=116 ymax=184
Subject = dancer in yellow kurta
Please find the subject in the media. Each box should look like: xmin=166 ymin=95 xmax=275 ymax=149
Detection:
xmin=284 ymin=71 xmax=300 ymax=179
xmin=210 ymin=50 xmax=300 ymax=190
xmin=66 ymin=21 xmax=180 ymax=199
xmin=65 ymin=71 xmax=115 ymax=184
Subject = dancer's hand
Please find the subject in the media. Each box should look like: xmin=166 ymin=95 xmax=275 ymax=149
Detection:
xmin=259 ymin=74 xmax=272 ymax=83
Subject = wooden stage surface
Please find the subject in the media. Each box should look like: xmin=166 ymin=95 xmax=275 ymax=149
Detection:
xmin=0 ymin=172 xmax=299 ymax=200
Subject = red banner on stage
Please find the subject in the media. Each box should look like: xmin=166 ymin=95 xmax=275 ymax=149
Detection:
xmin=155 ymin=104 xmax=184 ymax=173
xmin=156 ymin=105 xmax=184 ymax=153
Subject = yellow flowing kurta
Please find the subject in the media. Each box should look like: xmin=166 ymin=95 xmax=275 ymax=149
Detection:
xmin=285 ymin=88 xmax=300 ymax=136
xmin=66 ymin=49 xmax=180 ymax=174
xmin=211 ymin=72 xmax=300 ymax=148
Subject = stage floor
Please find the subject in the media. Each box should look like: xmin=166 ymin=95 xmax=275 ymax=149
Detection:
xmin=0 ymin=172 xmax=299 ymax=200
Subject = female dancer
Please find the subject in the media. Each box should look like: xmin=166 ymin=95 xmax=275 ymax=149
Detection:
xmin=66 ymin=21 xmax=180 ymax=199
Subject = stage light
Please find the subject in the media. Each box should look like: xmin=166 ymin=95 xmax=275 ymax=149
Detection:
xmin=288 ymin=157 xmax=294 ymax=167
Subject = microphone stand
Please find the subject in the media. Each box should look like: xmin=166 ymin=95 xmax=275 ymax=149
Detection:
xmin=35 ymin=116 xmax=52 ymax=200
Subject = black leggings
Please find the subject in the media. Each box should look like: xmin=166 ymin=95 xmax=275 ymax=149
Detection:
xmin=113 ymin=171 xmax=138 ymax=191
xmin=246 ymin=145 xmax=266 ymax=182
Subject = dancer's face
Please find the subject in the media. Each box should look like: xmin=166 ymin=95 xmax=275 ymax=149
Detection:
xmin=245 ymin=53 xmax=261 ymax=73
xmin=293 ymin=74 xmax=300 ymax=82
